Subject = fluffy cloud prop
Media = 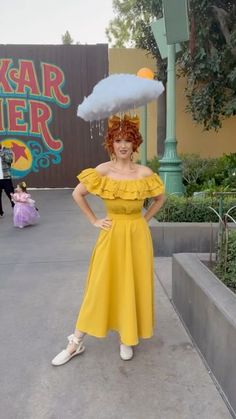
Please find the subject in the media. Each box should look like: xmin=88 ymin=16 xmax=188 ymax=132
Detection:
xmin=77 ymin=74 xmax=164 ymax=121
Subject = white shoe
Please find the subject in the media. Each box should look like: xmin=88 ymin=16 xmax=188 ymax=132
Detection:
xmin=52 ymin=334 xmax=85 ymax=366
xmin=120 ymin=343 xmax=133 ymax=361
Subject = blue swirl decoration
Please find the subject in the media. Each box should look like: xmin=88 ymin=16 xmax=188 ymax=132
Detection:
xmin=27 ymin=140 xmax=62 ymax=173
xmin=11 ymin=140 xmax=63 ymax=179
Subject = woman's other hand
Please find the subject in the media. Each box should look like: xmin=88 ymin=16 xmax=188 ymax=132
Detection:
xmin=93 ymin=218 xmax=112 ymax=231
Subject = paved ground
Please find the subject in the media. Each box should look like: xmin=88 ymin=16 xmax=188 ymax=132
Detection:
xmin=0 ymin=191 xmax=233 ymax=419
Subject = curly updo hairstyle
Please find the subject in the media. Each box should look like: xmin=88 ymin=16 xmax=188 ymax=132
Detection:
xmin=103 ymin=117 xmax=143 ymax=155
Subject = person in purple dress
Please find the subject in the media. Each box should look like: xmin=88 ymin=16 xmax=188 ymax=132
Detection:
xmin=11 ymin=182 xmax=39 ymax=228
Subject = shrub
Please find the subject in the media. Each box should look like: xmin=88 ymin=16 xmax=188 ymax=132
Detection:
xmin=155 ymin=195 xmax=236 ymax=223
xmin=214 ymin=229 xmax=236 ymax=292
xmin=180 ymin=153 xmax=236 ymax=196
xmin=137 ymin=156 xmax=160 ymax=173
xmin=142 ymin=153 xmax=236 ymax=197
xmin=146 ymin=156 xmax=160 ymax=173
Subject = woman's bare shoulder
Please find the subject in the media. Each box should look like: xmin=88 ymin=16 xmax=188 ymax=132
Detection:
xmin=136 ymin=164 xmax=153 ymax=177
xmin=95 ymin=161 xmax=112 ymax=175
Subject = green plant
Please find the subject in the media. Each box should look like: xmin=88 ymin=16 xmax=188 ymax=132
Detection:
xmin=179 ymin=1 xmax=236 ymax=131
xmin=136 ymin=156 xmax=160 ymax=173
xmin=200 ymin=179 xmax=230 ymax=195
xmin=146 ymin=156 xmax=160 ymax=173
xmin=181 ymin=153 xmax=236 ymax=196
xmin=155 ymin=195 xmax=236 ymax=222
xmin=214 ymin=229 xmax=236 ymax=292
xmin=217 ymin=153 xmax=236 ymax=189
xmin=181 ymin=154 xmax=216 ymax=196
xmin=108 ymin=1 xmax=236 ymax=130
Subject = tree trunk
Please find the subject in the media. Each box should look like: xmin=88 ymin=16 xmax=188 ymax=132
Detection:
xmin=212 ymin=6 xmax=236 ymax=57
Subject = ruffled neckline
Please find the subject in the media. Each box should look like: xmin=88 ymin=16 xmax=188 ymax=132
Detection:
xmin=93 ymin=168 xmax=156 ymax=183
xmin=77 ymin=168 xmax=164 ymax=200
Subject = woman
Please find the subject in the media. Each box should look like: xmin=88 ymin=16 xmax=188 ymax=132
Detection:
xmin=52 ymin=115 xmax=165 ymax=366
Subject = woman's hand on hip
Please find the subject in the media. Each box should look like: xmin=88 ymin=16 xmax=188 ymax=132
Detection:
xmin=93 ymin=218 xmax=112 ymax=231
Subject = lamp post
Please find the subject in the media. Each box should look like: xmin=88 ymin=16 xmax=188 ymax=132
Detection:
xmin=158 ymin=44 xmax=183 ymax=194
xmin=151 ymin=0 xmax=189 ymax=195
xmin=137 ymin=67 xmax=154 ymax=166
xmin=140 ymin=105 xmax=147 ymax=166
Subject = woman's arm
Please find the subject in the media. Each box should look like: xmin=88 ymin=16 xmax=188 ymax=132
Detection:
xmin=72 ymin=183 xmax=111 ymax=230
xmin=144 ymin=194 xmax=165 ymax=222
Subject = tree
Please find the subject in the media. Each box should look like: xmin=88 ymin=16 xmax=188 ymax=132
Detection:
xmin=106 ymin=0 xmax=138 ymax=47
xmin=106 ymin=0 xmax=166 ymax=154
xmin=179 ymin=0 xmax=236 ymax=130
xmin=107 ymin=0 xmax=236 ymax=131
xmin=62 ymin=30 xmax=74 ymax=45
xmin=106 ymin=1 xmax=165 ymax=78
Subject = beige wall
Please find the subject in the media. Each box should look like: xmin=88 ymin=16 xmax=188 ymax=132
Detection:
xmin=109 ymin=48 xmax=158 ymax=159
xmin=176 ymin=77 xmax=236 ymax=157
xmin=109 ymin=48 xmax=236 ymax=158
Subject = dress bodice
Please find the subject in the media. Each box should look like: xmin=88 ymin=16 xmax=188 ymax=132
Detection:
xmin=13 ymin=192 xmax=30 ymax=203
xmin=104 ymin=198 xmax=144 ymax=216
xmin=77 ymin=168 xmax=164 ymax=201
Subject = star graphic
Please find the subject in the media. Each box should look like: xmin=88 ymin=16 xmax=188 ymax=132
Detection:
xmin=11 ymin=142 xmax=28 ymax=163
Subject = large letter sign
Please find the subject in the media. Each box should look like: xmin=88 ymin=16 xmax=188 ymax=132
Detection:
xmin=0 ymin=58 xmax=70 ymax=178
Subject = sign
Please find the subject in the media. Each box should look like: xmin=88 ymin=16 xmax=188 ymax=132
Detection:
xmin=0 ymin=58 xmax=70 ymax=178
xmin=151 ymin=18 xmax=181 ymax=59
xmin=0 ymin=45 xmax=108 ymax=187
xmin=163 ymin=0 xmax=189 ymax=44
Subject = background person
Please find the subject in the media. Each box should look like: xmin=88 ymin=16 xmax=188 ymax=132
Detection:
xmin=11 ymin=181 xmax=39 ymax=228
xmin=0 ymin=143 xmax=14 ymax=217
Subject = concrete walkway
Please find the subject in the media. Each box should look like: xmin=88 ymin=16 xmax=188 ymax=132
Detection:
xmin=0 ymin=191 xmax=232 ymax=419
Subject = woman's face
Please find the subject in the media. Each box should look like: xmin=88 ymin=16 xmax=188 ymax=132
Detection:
xmin=112 ymin=137 xmax=133 ymax=160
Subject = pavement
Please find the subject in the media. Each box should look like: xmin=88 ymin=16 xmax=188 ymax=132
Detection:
xmin=0 ymin=190 xmax=233 ymax=419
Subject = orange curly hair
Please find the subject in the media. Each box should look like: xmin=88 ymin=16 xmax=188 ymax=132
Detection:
xmin=103 ymin=116 xmax=143 ymax=154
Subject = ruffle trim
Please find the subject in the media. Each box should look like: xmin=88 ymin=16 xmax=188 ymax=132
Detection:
xmin=77 ymin=168 xmax=164 ymax=200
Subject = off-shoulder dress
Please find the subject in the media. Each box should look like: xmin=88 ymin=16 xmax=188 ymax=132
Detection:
xmin=75 ymin=168 xmax=164 ymax=346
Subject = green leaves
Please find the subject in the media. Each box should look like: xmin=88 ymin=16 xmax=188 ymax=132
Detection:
xmin=105 ymin=17 xmax=133 ymax=47
xmin=179 ymin=0 xmax=236 ymax=130
xmin=106 ymin=0 xmax=166 ymax=80
xmin=180 ymin=153 xmax=236 ymax=195
xmin=155 ymin=195 xmax=236 ymax=222
xmin=107 ymin=0 xmax=236 ymax=130
xmin=61 ymin=31 xmax=74 ymax=45
xmin=214 ymin=229 xmax=236 ymax=292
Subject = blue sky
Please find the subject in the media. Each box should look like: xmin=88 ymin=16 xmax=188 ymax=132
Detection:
xmin=0 ymin=0 xmax=115 ymax=44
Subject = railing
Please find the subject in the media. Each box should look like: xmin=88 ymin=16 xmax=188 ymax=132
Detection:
xmin=212 ymin=191 xmax=236 ymax=219
xmin=208 ymin=201 xmax=236 ymax=284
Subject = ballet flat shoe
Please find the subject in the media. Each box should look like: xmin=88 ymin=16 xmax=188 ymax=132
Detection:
xmin=120 ymin=343 xmax=133 ymax=361
xmin=52 ymin=334 xmax=85 ymax=366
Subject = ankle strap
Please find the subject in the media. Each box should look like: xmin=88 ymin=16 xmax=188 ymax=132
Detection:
xmin=67 ymin=334 xmax=83 ymax=345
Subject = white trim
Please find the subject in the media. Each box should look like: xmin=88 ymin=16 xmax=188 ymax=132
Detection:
xmin=0 ymin=156 xmax=3 ymax=179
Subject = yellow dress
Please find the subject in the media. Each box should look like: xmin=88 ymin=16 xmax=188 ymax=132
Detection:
xmin=75 ymin=168 xmax=164 ymax=346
